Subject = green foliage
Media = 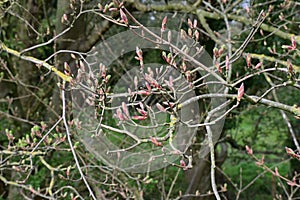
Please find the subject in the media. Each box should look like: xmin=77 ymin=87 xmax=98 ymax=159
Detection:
xmin=224 ymin=159 xmax=290 ymax=199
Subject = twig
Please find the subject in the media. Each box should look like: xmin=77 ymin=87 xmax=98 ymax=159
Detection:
xmin=61 ymin=82 xmax=97 ymax=200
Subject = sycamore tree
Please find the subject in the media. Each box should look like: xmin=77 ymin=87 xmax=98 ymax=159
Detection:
xmin=0 ymin=0 xmax=300 ymax=199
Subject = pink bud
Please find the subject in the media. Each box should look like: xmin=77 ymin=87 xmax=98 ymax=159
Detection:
xmin=137 ymin=90 xmax=150 ymax=95
xmin=225 ymin=55 xmax=229 ymax=70
xmin=100 ymin=63 xmax=106 ymax=78
xmin=246 ymin=53 xmax=251 ymax=67
xmin=187 ymin=18 xmax=193 ymax=28
xmin=41 ymin=122 xmax=47 ymax=132
xmin=64 ymin=62 xmax=70 ymax=71
xmin=64 ymin=62 xmax=71 ymax=76
xmin=122 ymin=102 xmax=129 ymax=118
xmin=5 ymin=129 xmax=14 ymax=141
xmin=218 ymin=47 xmax=224 ymax=56
xmin=163 ymin=101 xmax=175 ymax=108
xmin=115 ymin=108 xmax=124 ymax=121
xmin=168 ymin=30 xmax=172 ymax=42
xmin=185 ymin=70 xmax=191 ymax=82
xmin=132 ymin=115 xmax=147 ymax=120
xmin=63 ymin=14 xmax=68 ymax=22
xmin=109 ymin=7 xmax=118 ymax=11
xmin=268 ymin=5 xmax=273 ymax=13
xmin=79 ymin=60 xmax=85 ymax=72
xmin=145 ymin=82 xmax=151 ymax=92
xmin=291 ymin=36 xmax=296 ymax=49
xmin=287 ymin=181 xmax=296 ymax=187
xmin=275 ymin=167 xmax=279 ymax=176
xmin=279 ymin=13 xmax=284 ymax=21
xmin=245 ymin=6 xmax=250 ymax=14
xmin=26 ymin=135 xmax=31 ymax=144
xmin=193 ymin=19 xmax=197 ymax=28
xmin=66 ymin=166 xmax=71 ymax=177
xmin=180 ymin=29 xmax=187 ymax=39
xmin=260 ymin=29 xmax=264 ymax=36
xmin=245 ymin=145 xmax=253 ymax=155
xmin=162 ymin=51 xmax=167 ymax=62
xmin=287 ymin=60 xmax=294 ymax=74
xmin=128 ymin=88 xmax=132 ymax=96
xmin=139 ymin=102 xmax=144 ymax=110
xmin=285 ymin=147 xmax=295 ymax=156
xmin=134 ymin=76 xmax=138 ymax=89
xmin=120 ymin=9 xmax=128 ymax=24
xmin=98 ymin=3 xmax=103 ymax=10
xmin=136 ymin=47 xmax=143 ymax=59
xmin=285 ymin=147 xmax=300 ymax=160
xmin=194 ymin=30 xmax=199 ymax=41
xmin=213 ymin=48 xmax=219 ymax=58
xmin=181 ymin=61 xmax=186 ymax=71
xmin=282 ymin=45 xmax=293 ymax=50
xmin=137 ymin=108 xmax=147 ymax=116
xmin=165 ymin=75 xmax=173 ymax=88
xmin=156 ymin=103 xmax=166 ymax=112
xmin=255 ymin=155 xmax=264 ymax=166
xmin=180 ymin=160 xmax=187 ymax=170
xmin=161 ymin=16 xmax=168 ymax=31
xmin=215 ymin=62 xmax=222 ymax=73
xmin=254 ymin=62 xmax=262 ymax=69
xmin=150 ymin=137 xmax=162 ymax=146
xmin=237 ymin=83 xmax=244 ymax=102
xmin=71 ymin=54 xmax=76 ymax=59
xmin=188 ymin=28 xmax=192 ymax=37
